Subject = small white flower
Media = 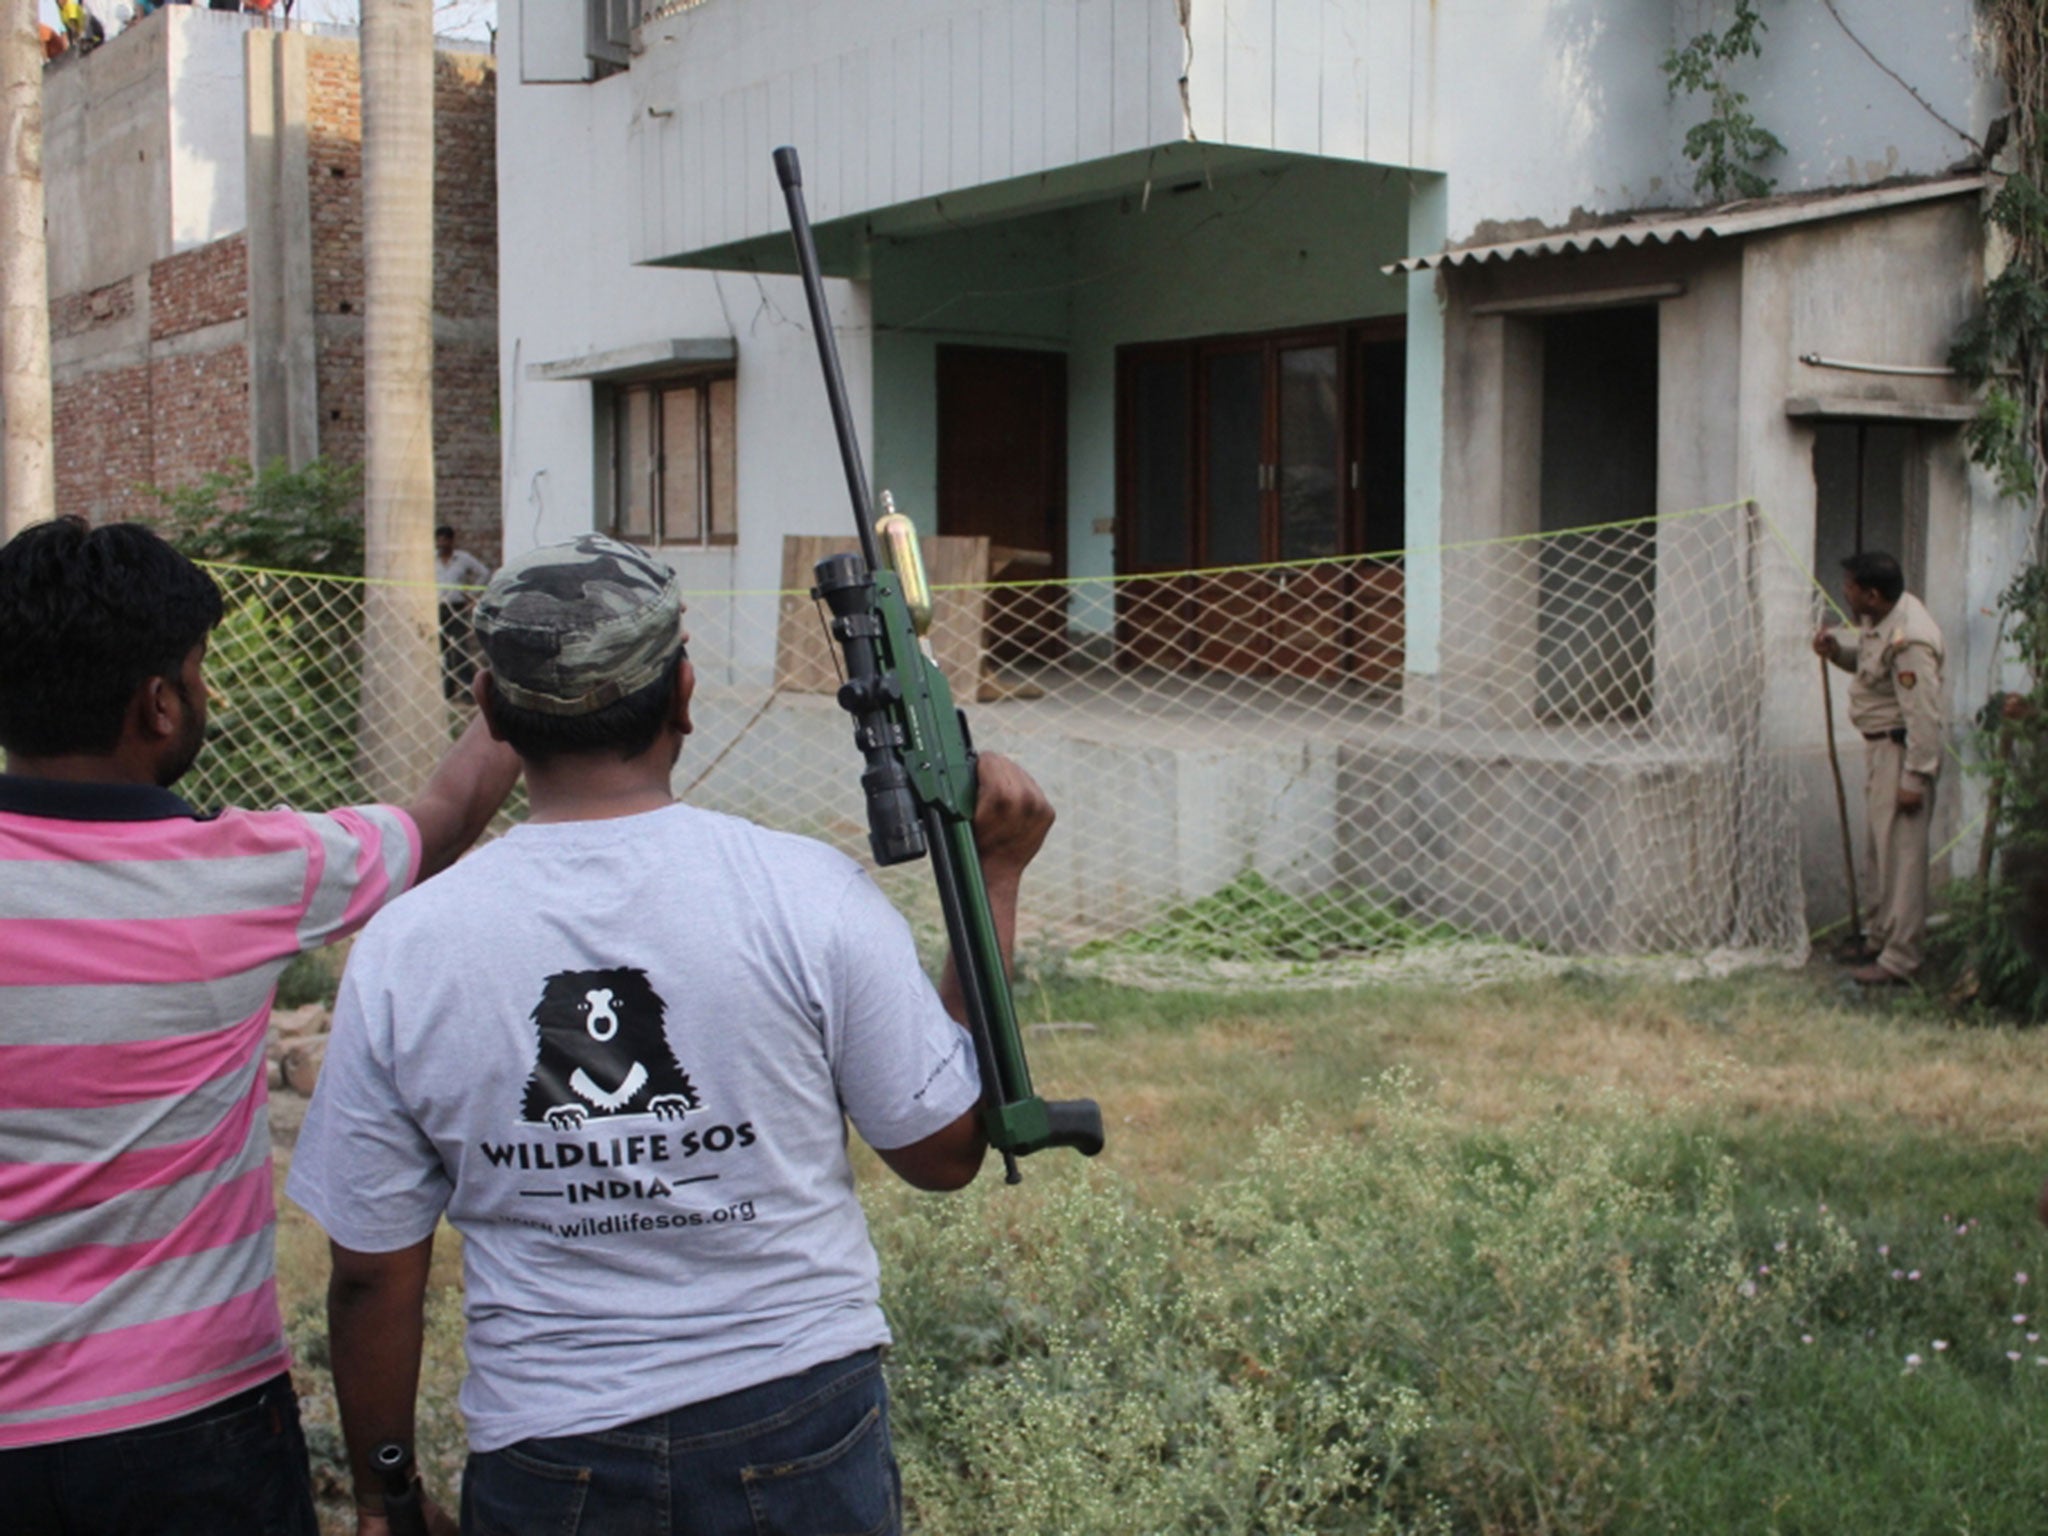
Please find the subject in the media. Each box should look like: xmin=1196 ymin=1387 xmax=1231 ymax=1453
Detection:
xmin=2020 ymin=1272 xmax=2031 ymax=1286
xmin=1880 ymin=1244 xmax=1891 ymax=1257
xmin=2036 ymin=1357 xmax=2048 ymax=1367
xmin=2010 ymin=1351 xmax=2023 ymax=1362
xmin=1906 ymin=1353 xmax=1924 ymax=1367
xmin=1933 ymin=1340 xmax=1949 ymax=1351
xmin=2029 ymin=1333 xmax=2039 ymax=1343
xmin=1738 ymin=1280 xmax=1757 ymax=1298
xmin=1801 ymin=1334 xmax=1815 ymax=1345
xmin=1891 ymin=1269 xmax=1905 ymax=1280
xmin=2015 ymin=1315 xmax=2028 ymax=1326
xmin=1958 ymin=1224 xmax=1970 ymax=1236
xmin=1774 ymin=1240 xmax=1789 ymax=1253
xmin=1758 ymin=1264 xmax=1772 ymax=1276
xmin=1819 ymin=1203 xmax=1829 ymax=1213
xmin=1908 ymin=1270 xmax=1922 ymax=1282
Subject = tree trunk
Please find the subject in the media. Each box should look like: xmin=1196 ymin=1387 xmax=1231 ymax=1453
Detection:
xmin=357 ymin=0 xmax=441 ymax=801
xmin=0 ymin=0 xmax=54 ymax=538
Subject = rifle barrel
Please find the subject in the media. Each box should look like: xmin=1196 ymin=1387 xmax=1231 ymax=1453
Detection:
xmin=772 ymin=147 xmax=880 ymax=574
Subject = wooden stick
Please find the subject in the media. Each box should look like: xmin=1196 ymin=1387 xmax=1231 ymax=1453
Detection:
xmin=1821 ymin=652 xmax=1862 ymax=944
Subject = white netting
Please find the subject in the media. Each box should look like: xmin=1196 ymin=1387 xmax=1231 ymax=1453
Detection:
xmin=187 ymin=502 xmax=1810 ymax=980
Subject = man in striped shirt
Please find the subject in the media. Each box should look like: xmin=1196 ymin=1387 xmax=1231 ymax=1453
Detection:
xmin=0 ymin=516 xmax=520 ymax=1536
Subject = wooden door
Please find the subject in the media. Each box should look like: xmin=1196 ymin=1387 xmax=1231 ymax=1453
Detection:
xmin=1115 ymin=321 xmax=1408 ymax=684
xmin=937 ymin=346 xmax=1068 ymax=664
xmin=1114 ymin=345 xmax=1195 ymax=670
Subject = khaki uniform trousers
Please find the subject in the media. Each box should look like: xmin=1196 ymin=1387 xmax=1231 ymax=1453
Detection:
xmin=1864 ymin=737 xmax=1933 ymax=979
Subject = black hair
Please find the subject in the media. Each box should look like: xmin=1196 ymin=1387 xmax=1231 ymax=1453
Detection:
xmin=1841 ymin=550 xmax=1905 ymax=604
xmin=483 ymin=651 xmax=683 ymax=766
xmin=435 ymin=525 xmax=455 ymax=540
xmin=0 ymin=516 xmax=223 ymax=758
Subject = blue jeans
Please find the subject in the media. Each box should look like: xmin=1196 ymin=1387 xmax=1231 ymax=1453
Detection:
xmin=0 ymin=1373 xmax=319 ymax=1536
xmin=461 ymin=1348 xmax=900 ymax=1536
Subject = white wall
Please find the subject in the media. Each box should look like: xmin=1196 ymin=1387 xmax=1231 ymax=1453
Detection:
xmin=497 ymin=0 xmax=876 ymax=679
xmin=1201 ymin=0 xmax=1992 ymax=246
xmin=167 ymin=9 xmax=250 ymax=251
xmin=43 ymin=15 xmax=172 ymax=296
xmin=619 ymin=0 xmax=1994 ymax=263
xmin=625 ymin=0 xmax=1188 ymax=261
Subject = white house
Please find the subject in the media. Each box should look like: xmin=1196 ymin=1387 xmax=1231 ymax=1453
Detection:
xmin=496 ymin=0 xmax=2014 ymax=950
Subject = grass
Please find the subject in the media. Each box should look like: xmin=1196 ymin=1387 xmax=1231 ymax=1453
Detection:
xmin=1072 ymin=872 xmax=1463 ymax=963
xmin=275 ymin=965 xmax=2048 ymax=1534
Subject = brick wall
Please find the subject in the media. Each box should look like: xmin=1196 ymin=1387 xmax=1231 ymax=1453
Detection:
xmin=53 ymin=363 xmax=155 ymax=525
xmin=47 ymin=233 xmax=252 ymax=522
xmin=149 ymin=235 xmax=249 ymax=342
xmin=308 ymin=43 xmax=501 ymax=563
xmin=39 ymin=37 xmax=498 ymax=551
xmin=306 ymin=43 xmax=364 ymax=323
xmin=149 ymin=347 xmax=251 ymax=493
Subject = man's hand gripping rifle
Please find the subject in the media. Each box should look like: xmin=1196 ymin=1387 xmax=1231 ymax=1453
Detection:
xmin=774 ymin=145 xmax=1104 ymax=1184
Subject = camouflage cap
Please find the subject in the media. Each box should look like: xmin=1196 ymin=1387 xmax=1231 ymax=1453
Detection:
xmin=473 ymin=533 xmax=685 ymax=716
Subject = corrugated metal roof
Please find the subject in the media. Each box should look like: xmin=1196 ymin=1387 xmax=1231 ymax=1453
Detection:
xmin=1384 ymin=175 xmax=1986 ymax=274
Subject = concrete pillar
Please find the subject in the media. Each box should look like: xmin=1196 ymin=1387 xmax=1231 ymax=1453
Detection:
xmin=1652 ymin=259 xmax=1743 ymax=730
xmin=244 ymin=27 xmax=318 ymax=470
xmin=1401 ymin=172 xmax=1446 ymax=718
xmin=1433 ymin=299 xmax=1543 ymax=724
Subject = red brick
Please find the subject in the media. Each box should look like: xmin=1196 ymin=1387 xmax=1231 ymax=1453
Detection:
xmin=150 ymin=235 xmax=249 ymax=341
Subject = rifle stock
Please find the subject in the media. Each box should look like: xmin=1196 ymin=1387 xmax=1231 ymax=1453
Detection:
xmin=774 ymin=146 xmax=1103 ymax=1182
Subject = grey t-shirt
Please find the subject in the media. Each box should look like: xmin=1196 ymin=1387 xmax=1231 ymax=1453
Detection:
xmin=286 ymin=803 xmax=980 ymax=1452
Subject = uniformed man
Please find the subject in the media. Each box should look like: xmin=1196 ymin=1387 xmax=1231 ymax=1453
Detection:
xmin=1812 ymin=550 xmax=1946 ymax=986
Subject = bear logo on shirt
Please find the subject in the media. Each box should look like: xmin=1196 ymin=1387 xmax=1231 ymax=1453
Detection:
xmin=521 ymin=967 xmax=702 ymax=1130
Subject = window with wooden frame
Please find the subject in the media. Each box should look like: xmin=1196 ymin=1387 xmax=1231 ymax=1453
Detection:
xmin=1112 ymin=319 xmax=1407 ymax=685
xmin=609 ymin=374 xmax=737 ymax=548
xmin=1116 ymin=318 xmax=1405 ymax=574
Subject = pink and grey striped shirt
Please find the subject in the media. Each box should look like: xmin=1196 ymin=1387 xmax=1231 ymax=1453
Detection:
xmin=0 ymin=776 xmax=418 ymax=1449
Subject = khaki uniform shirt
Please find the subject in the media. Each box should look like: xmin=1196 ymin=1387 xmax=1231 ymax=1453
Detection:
xmin=1826 ymin=591 xmax=1946 ymax=787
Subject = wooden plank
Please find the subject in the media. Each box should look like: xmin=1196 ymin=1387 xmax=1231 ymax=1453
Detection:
xmin=746 ymin=82 xmax=772 ymax=241
xmin=1364 ymin=0 xmax=1410 ymax=164
xmin=775 ymin=535 xmax=992 ymax=699
xmin=1109 ymin=0 xmax=1147 ymax=153
xmin=763 ymin=76 xmax=791 ymax=238
xmin=980 ymin=4 xmax=1011 ymax=183
xmin=1010 ymin=0 xmax=1046 ymax=172
xmin=1043 ymin=0 xmax=1079 ymax=167
xmin=1271 ymin=0 xmax=1320 ymax=154
xmin=1316 ymin=0 xmax=1366 ymax=160
xmin=892 ymin=31 xmax=921 ymax=205
xmin=680 ymin=98 xmax=707 ymax=257
xmin=838 ymin=50 xmax=868 ymax=216
xmin=719 ymin=90 xmax=747 ymax=249
xmin=866 ymin=42 xmax=893 ymax=215
xmin=920 ymin=24 xmax=950 ymax=197
xmin=1222 ymin=0 xmax=1275 ymax=149
xmin=1076 ymin=0 xmax=1114 ymax=161
xmin=950 ymin=14 xmax=981 ymax=191
xmin=810 ymin=60 xmax=838 ymax=219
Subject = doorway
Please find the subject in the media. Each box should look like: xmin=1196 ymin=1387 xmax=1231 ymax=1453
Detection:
xmin=1535 ymin=305 xmax=1659 ymax=723
xmin=936 ymin=346 xmax=1068 ymax=664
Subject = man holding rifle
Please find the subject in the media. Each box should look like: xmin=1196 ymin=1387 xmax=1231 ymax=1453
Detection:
xmin=288 ymin=533 xmax=1055 ymax=1535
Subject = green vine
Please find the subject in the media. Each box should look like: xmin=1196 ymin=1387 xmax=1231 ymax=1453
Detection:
xmin=1662 ymin=0 xmax=1786 ymax=203
xmin=1938 ymin=0 xmax=2048 ymax=1019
